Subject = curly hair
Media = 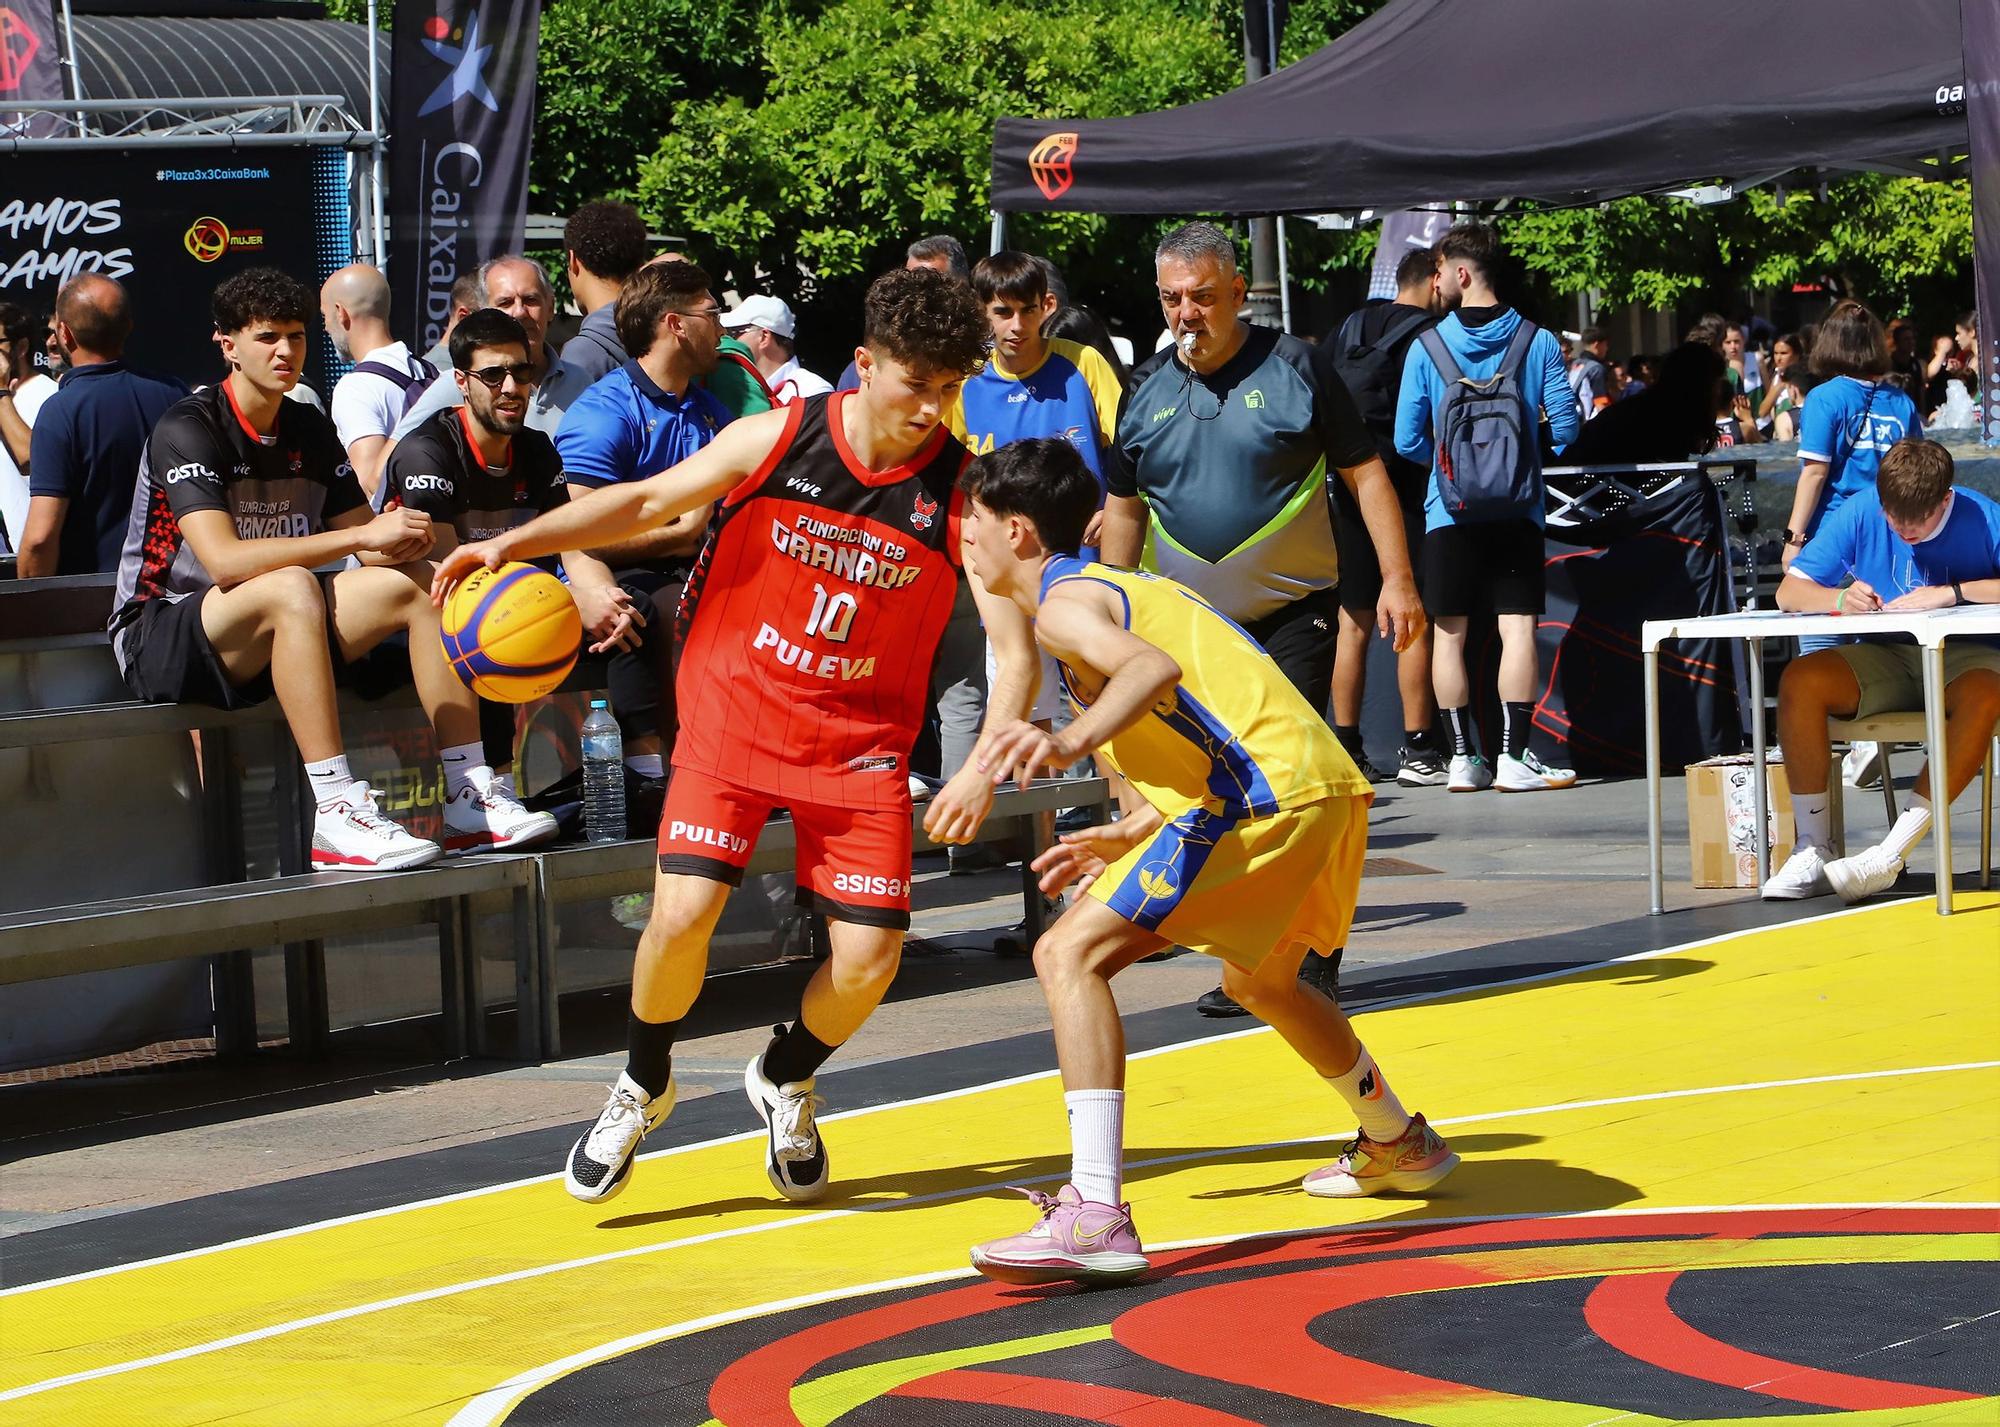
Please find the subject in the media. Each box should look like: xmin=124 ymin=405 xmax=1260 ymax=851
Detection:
xmin=564 ymin=201 xmax=650 ymax=284
xmin=212 ymin=267 xmax=313 ymax=332
xmin=862 ymin=268 xmax=988 ymax=377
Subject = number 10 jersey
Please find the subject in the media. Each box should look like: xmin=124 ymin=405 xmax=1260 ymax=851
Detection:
xmin=673 ymin=392 xmax=968 ymax=811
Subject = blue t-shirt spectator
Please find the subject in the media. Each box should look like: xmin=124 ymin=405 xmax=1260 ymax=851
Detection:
xmin=1793 ymin=485 xmax=2000 ymax=645
xmin=554 ymin=360 xmax=731 ymax=493
xmin=27 ymin=360 xmax=188 ymax=573
xmin=1795 ymin=375 xmax=1923 ymax=536
xmin=1393 ymin=306 xmax=1578 ymax=531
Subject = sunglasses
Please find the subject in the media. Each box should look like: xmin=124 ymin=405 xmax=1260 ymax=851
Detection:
xmin=465 ymin=362 xmax=538 ymax=389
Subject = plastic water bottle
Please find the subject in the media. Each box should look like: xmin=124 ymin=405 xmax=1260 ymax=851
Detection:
xmin=581 ymin=700 xmax=626 ymax=843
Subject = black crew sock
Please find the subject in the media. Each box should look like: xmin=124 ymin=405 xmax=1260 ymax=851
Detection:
xmin=1404 ymin=726 xmax=1436 ymax=754
xmin=762 ymin=1019 xmax=838 ymax=1086
xmin=1334 ymin=724 xmax=1365 ymax=761
xmin=1441 ymin=706 xmax=1476 ymax=758
xmin=1503 ymin=701 xmax=1534 ymax=760
xmin=625 ymin=1009 xmax=681 ymax=1099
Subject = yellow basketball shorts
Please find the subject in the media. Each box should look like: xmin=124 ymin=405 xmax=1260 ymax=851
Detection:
xmin=1086 ymin=793 xmax=1368 ymax=972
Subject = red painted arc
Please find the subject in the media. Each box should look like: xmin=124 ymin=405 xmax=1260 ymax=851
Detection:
xmin=703 ymin=1208 xmax=1990 ymax=1426
xmin=1582 ymin=1269 xmax=1978 ymax=1411
xmin=890 ymin=1367 xmax=1263 ymax=1425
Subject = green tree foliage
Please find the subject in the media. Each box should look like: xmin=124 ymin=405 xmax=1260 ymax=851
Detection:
xmin=635 ymin=0 xmax=1242 ymax=351
xmin=1501 ymin=175 xmax=1973 ymax=318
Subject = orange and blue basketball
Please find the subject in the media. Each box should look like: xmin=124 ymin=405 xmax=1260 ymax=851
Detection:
xmin=440 ymin=562 xmax=581 ymax=703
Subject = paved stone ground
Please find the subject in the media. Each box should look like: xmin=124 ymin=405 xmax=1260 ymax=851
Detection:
xmin=3 ymin=764 xmax=1988 ymax=1236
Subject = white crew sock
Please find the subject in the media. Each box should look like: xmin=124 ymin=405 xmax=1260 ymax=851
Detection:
xmin=1326 ymin=1044 xmax=1413 ymax=1145
xmin=1882 ymin=795 xmax=1932 ymax=862
xmin=305 ymin=755 xmax=355 ymax=806
xmin=440 ymin=741 xmax=489 ymax=798
xmin=1065 ymin=1089 xmax=1124 ymax=1206
xmin=625 ymin=753 xmax=664 ymax=779
xmin=1792 ymin=789 xmax=1832 ymax=852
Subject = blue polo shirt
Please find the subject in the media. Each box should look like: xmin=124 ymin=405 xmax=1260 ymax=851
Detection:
xmin=28 ymin=360 xmax=188 ymax=573
xmin=553 ymin=360 xmax=732 ymax=493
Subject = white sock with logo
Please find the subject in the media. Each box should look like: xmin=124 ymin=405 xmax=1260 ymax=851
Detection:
xmin=1065 ymin=1090 xmax=1124 ymax=1206
xmin=305 ymin=755 xmax=356 ymax=807
xmin=1792 ymin=790 xmax=1832 ymax=853
xmin=1882 ymin=794 xmax=1932 ymax=862
xmin=441 ymin=742 xmax=488 ymax=798
xmin=1326 ymin=1045 xmax=1412 ymax=1144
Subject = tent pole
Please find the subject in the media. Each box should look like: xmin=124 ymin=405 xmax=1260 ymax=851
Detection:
xmin=1276 ymin=215 xmax=1292 ymax=333
xmin=366 ymin=0 xmax=386 ymax=270
xmin=989 ymin=209 xmax=1007 ymax=256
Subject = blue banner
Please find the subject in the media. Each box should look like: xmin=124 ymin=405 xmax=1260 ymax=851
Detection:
xmin=388 ymin=0 xmax=542 ymax=350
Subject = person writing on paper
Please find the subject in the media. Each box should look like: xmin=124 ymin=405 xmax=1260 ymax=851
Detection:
xmin=1761 ymin=438 xmax=2000 ymax=905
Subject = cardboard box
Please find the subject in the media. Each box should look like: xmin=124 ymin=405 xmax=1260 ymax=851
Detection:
xmin=1684 ymin=755 xmax=1840 ymax=889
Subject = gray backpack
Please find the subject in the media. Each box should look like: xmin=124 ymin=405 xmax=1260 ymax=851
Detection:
xmin=1418 ymin=320 xmax=1542 ymax=521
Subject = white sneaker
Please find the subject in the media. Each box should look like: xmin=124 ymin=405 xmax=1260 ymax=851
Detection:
xmin=906 ymin=773 xmax=934 ymax=803
xmin=1496 ymin=750 xmax=1577 ymax=792
xmin=442 ymin=773 xmax=559 ymax=853
xmin=1447 ymin=754 xmax=1494 ymax=792
xmin=1842 ymin=742 xmax=1885 ymax=790
xmin=312 ymin=784 xmax=441 ymax=871
xmin=1824 ymin=844 xmax=1905 ymax=904
xmin=1761 ymin=843 xmax=1832 ymax=900
xmin=745 ymin=1028 xmax=830 ymax=1202
xmin=564 ymin=1071 xmax=674 ymax=1203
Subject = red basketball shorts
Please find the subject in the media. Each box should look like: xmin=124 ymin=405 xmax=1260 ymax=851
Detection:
xmin=655 ymin=766 xmax=914 ymax=929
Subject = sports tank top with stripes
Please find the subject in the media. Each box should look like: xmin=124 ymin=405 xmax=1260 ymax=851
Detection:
xmin=674 ymin=392 xmax=967 ymax=811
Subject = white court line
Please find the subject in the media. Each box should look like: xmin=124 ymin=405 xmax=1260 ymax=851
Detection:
xmin=5 ymin=1055 xmax=1996 ymax=1408
xmin=444 ymin=1198 xmax=2000 ymax=1427
xmin=0 ymin=896 xmax=1897 ymax=1302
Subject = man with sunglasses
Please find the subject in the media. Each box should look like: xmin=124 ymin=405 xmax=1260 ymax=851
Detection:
xmin=551 ymin=261 xmax=733 ymax=809
xmin=382 ymin=307 xmax=640 ymax=834
xmin=108 ymin=269 xmax=552 ymax=869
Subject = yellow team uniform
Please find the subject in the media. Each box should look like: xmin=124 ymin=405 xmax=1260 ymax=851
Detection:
xmin=1041 ymin=558 xmax=1374 ymax=971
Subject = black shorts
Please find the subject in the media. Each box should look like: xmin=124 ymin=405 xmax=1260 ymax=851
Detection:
xmin=1421 ymin=519 xmax=1547 ymax=618
xmin=1241 ymin=585 xmax=1337 ymax=717
xmin=1331 ymin=483 xmax=1426 ymax=618
xmin=119 ymin=579 xmax=411 ymax=710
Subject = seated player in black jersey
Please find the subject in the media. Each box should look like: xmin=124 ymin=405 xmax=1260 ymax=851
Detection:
xmin=382 ymin=307 xmax=643 ymax=828
xmin=106 ymin=267 xmax=555 ymax=869
xmin=433 ymin=269 xmax=1039 ymax=1207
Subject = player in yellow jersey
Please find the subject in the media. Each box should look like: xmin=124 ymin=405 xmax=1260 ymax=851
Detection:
xmin=958 ymin=437 xmax=1459 ymax=1286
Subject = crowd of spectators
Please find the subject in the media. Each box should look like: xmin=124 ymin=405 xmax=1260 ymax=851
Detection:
xmin=0 ymin=204 xmax=1984 ymax=899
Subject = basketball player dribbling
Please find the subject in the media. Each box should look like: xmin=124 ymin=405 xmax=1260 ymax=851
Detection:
xmin=432 ymin=270 xmax=1039 ymax=1205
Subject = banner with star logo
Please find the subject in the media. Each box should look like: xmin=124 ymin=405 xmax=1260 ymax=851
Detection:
xmin=388 ymin=0 xmax=541 ymax=353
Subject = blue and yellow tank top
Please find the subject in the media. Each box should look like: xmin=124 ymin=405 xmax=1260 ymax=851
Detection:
xmin=1040 ymin=557 xmax=1369 ymax=817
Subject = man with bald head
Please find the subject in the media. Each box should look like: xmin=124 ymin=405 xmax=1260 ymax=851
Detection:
xmin=19 ymin=273 xmax=185 ymax=576
xmin=323 ymin=263 xmax=434 ymax=497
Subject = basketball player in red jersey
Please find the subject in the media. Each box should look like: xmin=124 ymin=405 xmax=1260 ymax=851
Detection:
xmin=433 ymin=270 xmax=1037 ymax=1205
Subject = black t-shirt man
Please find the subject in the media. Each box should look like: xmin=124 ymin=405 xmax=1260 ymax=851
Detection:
xmin=382 ymin=405 xmax=570 ymax=563
xmin=110 ymin=382 xmax=364 ymax=699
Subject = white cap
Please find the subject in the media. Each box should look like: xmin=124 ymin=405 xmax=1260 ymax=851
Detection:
xmin=720 ymin=294 xmax=795 ymax=340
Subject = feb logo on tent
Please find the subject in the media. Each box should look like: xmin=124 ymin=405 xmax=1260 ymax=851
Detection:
xmin=1029 ymin=132 xmax=1078 ymax=201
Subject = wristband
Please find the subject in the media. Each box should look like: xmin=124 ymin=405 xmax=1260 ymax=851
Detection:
xmin=1952 ymin=582 xmax=1965 ymax=607
xmin=1835 ymin=587 xmax=1846 ymax=613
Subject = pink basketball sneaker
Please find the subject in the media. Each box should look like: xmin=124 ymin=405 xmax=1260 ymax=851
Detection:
xmin=971 ymin=1185 xmax=1149 ymax=1286
xmin=1303 ymin=1112 xmax=1460 ymax=1198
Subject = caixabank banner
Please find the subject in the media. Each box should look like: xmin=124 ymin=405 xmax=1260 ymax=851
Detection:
xmin=0 ymin=150 xmax=318 ymax=386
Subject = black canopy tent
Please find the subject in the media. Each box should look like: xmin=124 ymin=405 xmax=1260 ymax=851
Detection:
xmin=990 ymin=0 xmax=1969 ymax=215
xmin=987 ymin=0 xmax=1987 ymax=777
